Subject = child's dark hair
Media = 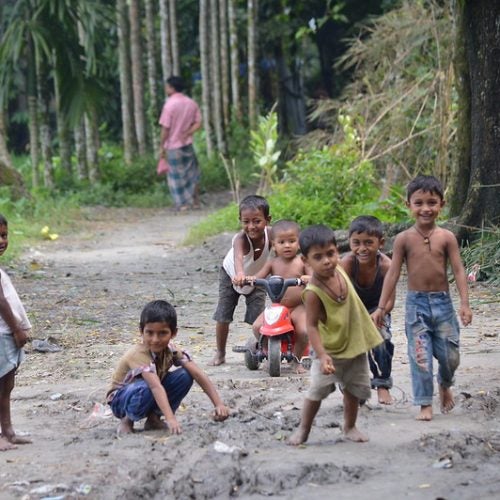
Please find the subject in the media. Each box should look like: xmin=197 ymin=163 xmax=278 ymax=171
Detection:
xmin=239 ymin=195 xmax=270 ymax=218
xmin=348 ymin=215 xmax=384 ymax=239
xmin=0 ymin=214 xmax=7 ymax=226
xmin=299 ymin=225 xmax=337 ymax=257
xmin=407 ymin=175 xmax=444 ymax=201
xmin=166 ymin=76 xmax=185 ymax=92
xmin=271 ymin=219 xmax=300 ymax=240
xmin=140 ymin=300 xmax=177 ymax=332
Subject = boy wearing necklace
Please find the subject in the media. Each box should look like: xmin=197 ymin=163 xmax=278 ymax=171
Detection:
xmin=373 ymin=175 xmax=472 ymax=422
xmin=288 ymin=225 xmax=383 ymax=445
xmin=342 ymin=216 xmax=395 ymax=405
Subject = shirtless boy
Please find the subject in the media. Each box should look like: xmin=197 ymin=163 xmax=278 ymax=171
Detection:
xmin=373 ymin=175 xmax=472 ymax=421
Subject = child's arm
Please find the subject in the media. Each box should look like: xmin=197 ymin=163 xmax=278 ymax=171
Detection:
xmin=373 ymin=235 xmax=405 ymax=327
xmin=303 ymin=290 xmax=335 ymax=374
xmin=246 ymin=260 xmax=273 ymax=282
xmin=142 ymin=371 xmax=182 ymax=434
xmin=232 ymin=232 xmax=250 ymax=286
xmin=183 ymin=361 xmax=229 ymax=421
xmin=0 ymin=277 xmax=28 ymax=348
xmin=447 ymin=232 xmax=472 ymax=326
xmin=379 ymin=254 xmax=396 ymax=315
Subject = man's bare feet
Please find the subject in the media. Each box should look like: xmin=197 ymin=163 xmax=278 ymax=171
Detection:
xmin=416 ymin=405 xmax=433 ymax=421
xmin=144 ymin=413 xmax=168 ymax=431
xmin=117 ymin=417 xmax=134 ymax=435
xmin=377 ymin=387 xmax=394 ymax=405
xmin=344 ymin=426 xmax=369 ymax=442
xmin=0 ymin=436 xmax=17 ymax=451
xmin=287 ymin=426 xmax=310 ymax=446
xmin=439 ymin=385 xmax=455 ymax=414
xmin=209 ymin=351 xmax=226 ymax=366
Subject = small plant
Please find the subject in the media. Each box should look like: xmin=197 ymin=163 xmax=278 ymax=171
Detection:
xmin=250 ymin=105 xmax=281 ymax=195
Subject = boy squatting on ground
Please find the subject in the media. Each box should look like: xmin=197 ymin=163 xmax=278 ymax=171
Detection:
xmin=341 ymin=215 xmax=395 ymax=404
xmin=107 ymin=300 xmax=229 ymax=435
xmin=288 ymin=225 xmax=383 ymax=445
xmin=211 ymin=195 xmax=272 ymax=366
xmin=0 ymin=215 xmax=32 ymax=451
xmin=373 ymin=175 xmax=472 ymax=422
xmin=246 ymin=219 xmax=311 ymax=374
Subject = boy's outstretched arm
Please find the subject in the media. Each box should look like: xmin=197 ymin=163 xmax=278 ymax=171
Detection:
xmin=142 ymin=371 xmax=182 ymax=434
xmin=232 ymin=232 xmax=250 ymax=286
xmin=373 ymin=235 xmax=405 ymax=327
xmin=184 ymin=361 xmax=229 ymax=421
xmin=0 ymin=277 xmax=28 ymax=348
xmin=447 ymin=233 xmax=472 ymax=326
xmin=303 ymin=290 xmax=334 ymax=374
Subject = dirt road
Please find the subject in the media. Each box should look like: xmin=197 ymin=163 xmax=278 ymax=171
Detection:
xmin=1 ymin=206 xmax=499 ymax=499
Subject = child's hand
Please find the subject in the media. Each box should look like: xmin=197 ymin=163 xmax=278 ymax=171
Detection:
xmin=319 ymin=354 xmax=335 ymax=375
xmin=232 ymin=273 xmax=246 ymax=286
xmin=166 ymin=417 xmax=182 ymax=434
xmin=371 ymin=309 xmax=385 ymax=328
xmin=13 ymin=328 xmax=29 ymax=348
xmin=459 ymin=305 xmax=472 ymax=327
xmin=213 ymin=404 xmax=229 ymax=422
xmin=299 ymin=275 xmax=310 ymax=285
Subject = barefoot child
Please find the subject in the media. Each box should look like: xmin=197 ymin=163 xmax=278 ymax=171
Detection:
xmin=288 ymin=225 xmax=383 ymax=445
xmin=342 ymin=216 xmax=395 ymax=404
xmin=211 ymin=195 xmax=272 ymax=365
xmin=373 ymin=175 xmax=472 ymax=421
xmin=0 ymin=215 xmax=32 ymax=451
xmin=107 ymin=300 xmax=229 ymax=434
xmin=247 ymin=219 xmax=311 ymax=374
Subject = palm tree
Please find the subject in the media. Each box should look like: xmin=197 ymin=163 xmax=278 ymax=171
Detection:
xmin=247 ymin=0 xmax=258 ymax=130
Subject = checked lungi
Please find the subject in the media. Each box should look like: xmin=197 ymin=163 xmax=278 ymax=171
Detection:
xmin=166 ymin=144 xmax=200 ymax=208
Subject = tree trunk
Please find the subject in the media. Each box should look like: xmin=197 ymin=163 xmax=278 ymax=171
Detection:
xmin=26 ymin=36 xmax=40 ymax=187
xmin=116 ymin=0 xmax=135 ymax=164
xmin=145 ymin=0 xmax=160 ymax=153
xmin=84 ymin=109 xmax=99 ymax=182
xmin=168 ymin=0 xmax=180 ymax=75
xmin=73 ymin=119 xmax=87 ymax=181
xmin=228 ymin=0 xmax=241 ymax=120
xmin=219 ymin=0 xmax=230 ymax=128
xmin=0 ymin=111 xmax=27 ymax=199
xmin=199 ymin=0 xmax=214 ymax=154
xmin=54 ymin=71 xmax=73 ymax=177
xmin=452 ymin=1 xmax=500 ymax=234
xmin=37 ymin=59 xmax=54 ymax=190
xmin=129 ymin=0 xmax=147 ymax=156
xmin=247 ymin=0 xmax=258 ymax=130
xmin=210 ymin=0 xmax=226 ymax=152
xmin=159 ymin=0 xmax=173 ymax=82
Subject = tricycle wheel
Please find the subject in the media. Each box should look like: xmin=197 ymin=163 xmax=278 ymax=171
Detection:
xmin=268 ymin=337 xmax=281 ymax=377
xmin=244 ymin=348 xmax=260 ymax=370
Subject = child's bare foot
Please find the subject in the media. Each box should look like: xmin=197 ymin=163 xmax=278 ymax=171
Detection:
xmin=291 ymin=359 xmax=306 ymax=374
xmin=117 ymin=417 xmax=134 ymax=435
xmin=0 ymin=436 xmax=17 ymax=451
xmin=377 ymin=387 xmax=394 ymax=405
xmin=439 ymin=385 xmax=455 ymax=413
xmin=287 ymin=426 xmax=310 ymax=446
xmin=344 ymin=426 xmax=369 ymax=442
xmin=2 ymin=430 xmax=32 ymax=445
xmin=144 ymin=414 xmax=168 ymax=431
xmin=416 ymin=405 xmax=433 ymax=421
xmin=209 ymin=351 xmax=226 ymax=366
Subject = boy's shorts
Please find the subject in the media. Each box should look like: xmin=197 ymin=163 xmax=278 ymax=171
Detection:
xmin=307 ymin=353 xmax=371 ymax=402
xmin=213 ymin=268 xmax=266 ymax=324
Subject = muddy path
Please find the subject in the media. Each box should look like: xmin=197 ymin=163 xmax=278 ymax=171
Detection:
xmin=1 ymin=205 xmax=500 ymax=500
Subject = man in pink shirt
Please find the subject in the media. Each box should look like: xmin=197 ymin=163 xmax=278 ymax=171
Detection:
xmin=159 ymin=76 xmax=202 ymax=211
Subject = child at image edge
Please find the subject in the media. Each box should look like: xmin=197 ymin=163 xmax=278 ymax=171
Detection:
xmin=0 ymin=214 xmax=32 ymax=451
xmin=288 ymin=225 xmax=383 ymax=445
xmin=342 ymin=216 xmax=395 ymax=404
xmin=211 ymin=195 xmax=272 ymax=366
xmin=247 ymin=219 xmax=311 ymax=374
xmin=107 ymin=300 xmax=229 ymax=434
xmin=373 ymin=175 xmax=472 ymax=421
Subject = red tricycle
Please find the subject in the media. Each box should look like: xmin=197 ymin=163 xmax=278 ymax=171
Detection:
xmin=233 ymin=275 xmax=311 ymax=377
